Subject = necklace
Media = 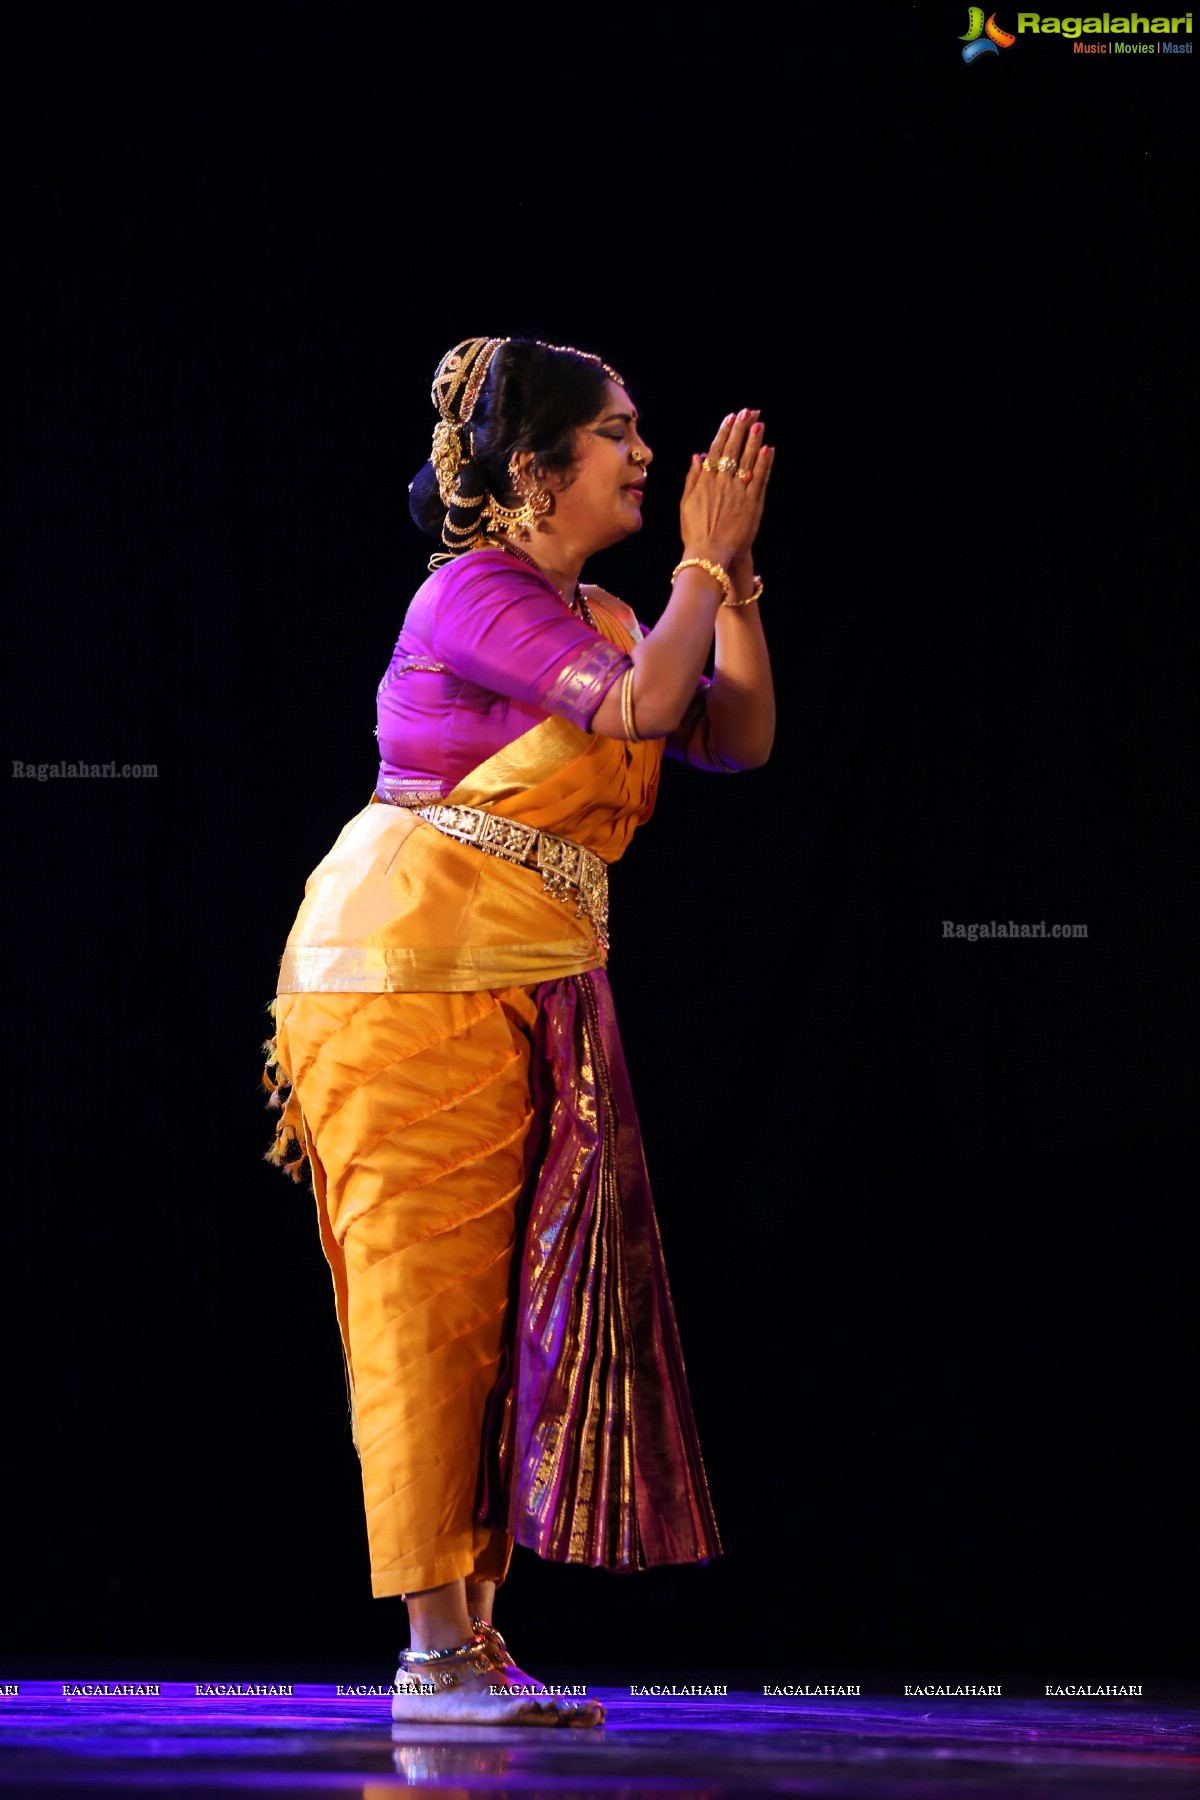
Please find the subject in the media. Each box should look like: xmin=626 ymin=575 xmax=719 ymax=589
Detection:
xmin=494 ymin=538 xmax=596 ymax=629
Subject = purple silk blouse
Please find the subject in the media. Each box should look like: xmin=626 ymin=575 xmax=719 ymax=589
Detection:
xmin=375 ymin=549 xmax=634 ymax=805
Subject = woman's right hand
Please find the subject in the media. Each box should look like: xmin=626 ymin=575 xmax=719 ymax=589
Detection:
xmin=678 ymin=409 xmax=773 ymax=567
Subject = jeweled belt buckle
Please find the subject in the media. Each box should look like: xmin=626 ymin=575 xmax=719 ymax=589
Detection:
xmin=417 ymin=803 xmax=477 ymax=842
xmin=536 ymin=832 xmax=584 ymax=888
xmin=418 ymin=803 xmax=537 ymax=864
xmin=477 ymin=812 xmax=539 ymax=865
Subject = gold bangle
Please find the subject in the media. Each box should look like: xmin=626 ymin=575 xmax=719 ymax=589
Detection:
xmin=620 ymin=665 xmax=640 ymax=742
xmin=722 ymin=574 xmax=764 ymax=608
xmin=671 ymin=557 xmax=732 ymax=605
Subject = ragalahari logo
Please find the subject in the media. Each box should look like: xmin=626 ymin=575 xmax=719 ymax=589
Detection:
xmin=960 ymin=8 xmax=1017 ymax=58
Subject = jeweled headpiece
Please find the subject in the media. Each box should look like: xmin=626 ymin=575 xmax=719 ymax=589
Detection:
xmin=430 ymin=337 xmax=507 ymax=505
xmin=533 ymin=342 xmax=623 ymax=387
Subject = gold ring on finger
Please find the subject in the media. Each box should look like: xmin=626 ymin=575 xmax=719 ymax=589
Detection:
xmin=701 ymin=457 xmax=716 ymax=474
xmin=739 ymin=467 xmax=753 ymax=483
xmin=717 ymin=456 xmax=739 ymax=476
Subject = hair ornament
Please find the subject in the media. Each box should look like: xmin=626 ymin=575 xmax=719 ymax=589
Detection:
xmin=431 ymin=338 xmax=507 ymax=425
xmin=533 ymin=340 xmax=624 ymax=387
xmin=429 ymin=337 xmax=508 ymax=505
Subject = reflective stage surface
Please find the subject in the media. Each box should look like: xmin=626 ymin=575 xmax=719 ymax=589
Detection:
xmin=1 ymin=1680 xmax=1198 ymax=1797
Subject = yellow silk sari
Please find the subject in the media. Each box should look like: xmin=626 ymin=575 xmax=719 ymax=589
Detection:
xmin=263 ymin=597 xmax=721 ymax=1598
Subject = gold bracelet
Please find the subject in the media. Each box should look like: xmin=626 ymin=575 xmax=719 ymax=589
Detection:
xmin=620 ymin=665 xmax=641 ymax=742
xmin=722 ymin=574 xmax=764 ymax=608
xmin=671 ymin=557 xmax=733 ymax=605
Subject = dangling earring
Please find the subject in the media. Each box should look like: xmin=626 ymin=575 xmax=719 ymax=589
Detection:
xmin=485 ymin=462 xmax=552 ymax=538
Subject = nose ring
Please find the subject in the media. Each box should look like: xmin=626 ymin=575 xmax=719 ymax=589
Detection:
xmin=630 ymin=448 xmax=645 ymax=465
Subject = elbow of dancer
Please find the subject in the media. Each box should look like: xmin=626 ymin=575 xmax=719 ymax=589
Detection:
xmin=714 ymin=731 xmax=774 ymax=772
xmin=636 ymin=679 xmax=701 ymax=741
xmin=708 ymin=701 xmax=776 ymax=771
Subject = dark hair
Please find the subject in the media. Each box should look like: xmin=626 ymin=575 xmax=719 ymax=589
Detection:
xmin=408 ymin=339 xmax=613 ymax=543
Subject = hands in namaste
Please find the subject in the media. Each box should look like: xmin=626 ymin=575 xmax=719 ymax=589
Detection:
xmin=679 ymin=408 xmax=774 ymax=567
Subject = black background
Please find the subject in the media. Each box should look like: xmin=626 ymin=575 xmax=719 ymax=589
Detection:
xmin=3 ymin=3 xmax=1195 ymax=1686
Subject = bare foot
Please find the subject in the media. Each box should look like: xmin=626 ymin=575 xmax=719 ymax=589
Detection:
xmin=391 ymin=1623 xmax=605 ymax=1728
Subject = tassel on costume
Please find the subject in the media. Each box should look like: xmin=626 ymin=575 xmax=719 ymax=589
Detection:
xmin=261 ymin=1003 xmax=310 ymax=1184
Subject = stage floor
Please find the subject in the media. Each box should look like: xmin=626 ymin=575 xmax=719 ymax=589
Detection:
xmin=1 ymin=1681 xmax=1197 ymax=1796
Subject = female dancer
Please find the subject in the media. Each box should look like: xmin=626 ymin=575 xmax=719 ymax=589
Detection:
xmin=264 ymin=337 xmax=775 ymax=1724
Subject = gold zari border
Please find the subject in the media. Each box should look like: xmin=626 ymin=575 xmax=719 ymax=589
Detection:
xmin=543 ymin=638 xmax=631 ymax=725
xmin=277 ymin=939 xmax=603 ymax=994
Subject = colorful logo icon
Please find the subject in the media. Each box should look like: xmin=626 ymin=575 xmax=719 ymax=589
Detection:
xmin=960 ymin=8 xmax=1016 ymax=60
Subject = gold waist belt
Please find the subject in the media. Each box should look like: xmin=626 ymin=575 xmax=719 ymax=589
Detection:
xmin=390 ymin=799 xmax=610 ymax=954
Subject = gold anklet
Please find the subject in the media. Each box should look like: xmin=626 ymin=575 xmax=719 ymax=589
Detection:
xmin=397 ymin=1630 xmax=503 ymax=1690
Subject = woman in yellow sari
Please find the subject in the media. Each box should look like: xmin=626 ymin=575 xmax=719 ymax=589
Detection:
xmin=263 ymin=337 xmax=775 ymax=1725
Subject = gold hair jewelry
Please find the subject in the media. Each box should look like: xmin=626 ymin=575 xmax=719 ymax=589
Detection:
xmin=429 ymin=338 xmax=508 ymax=505
xmin=441 ymin=513 xmax=490 ymax=551
xmin=442 ymin=513 xmax=489 ymax=539
xmin=431 ymin=338 xmax=507 ymax=427
xmin=459 ymin=348 xmax=504 ymax=426
xmin=672 ymin=557 xmax=733 ymax=605
xmin=431 ymin=420 xmax=465 ymax=506
xmin=621 ymin=666 xmax=640 ymax=742
xmin=534 ymin=340 xmax=624 ymax=386
xmin=722 ymin=575 xmax=764 ymax=608
xmin=716 ymin=455 xmax=739 ymax=477
xmin=440 ymin=479 xmax=490 ymax=551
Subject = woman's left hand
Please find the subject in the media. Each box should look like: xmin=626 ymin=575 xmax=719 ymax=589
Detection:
xmin=737 ymin=410 xmax=771 ymax=546
xmin=730 ymin=410 xmax=772 ymax=593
